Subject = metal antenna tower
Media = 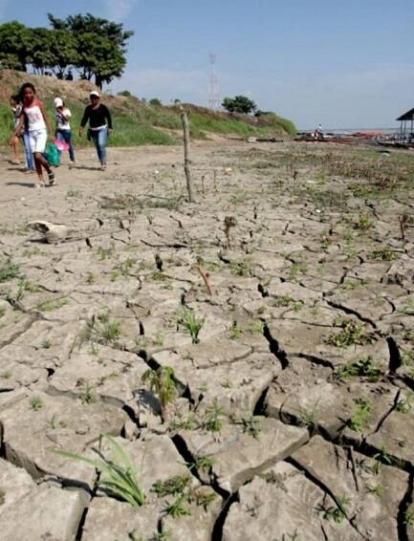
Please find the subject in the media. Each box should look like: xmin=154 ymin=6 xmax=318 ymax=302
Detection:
xmin=208 ymin=53 xmax=220 ymax=110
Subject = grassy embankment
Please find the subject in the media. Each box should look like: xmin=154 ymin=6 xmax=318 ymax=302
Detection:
xmin=0 ymin=70 xmax=296 ymax=147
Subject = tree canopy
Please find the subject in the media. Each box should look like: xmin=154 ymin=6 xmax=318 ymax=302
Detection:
xmin=222 ymin=95 xmax=257 ymax=115
xmin=0 ymin=13 xmax=133 ymax=88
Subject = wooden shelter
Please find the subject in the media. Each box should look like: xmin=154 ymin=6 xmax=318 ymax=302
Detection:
xmin=396 ymin=108 xmax=414 ymax=140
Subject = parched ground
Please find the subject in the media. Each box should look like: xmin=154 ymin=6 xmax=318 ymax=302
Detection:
xmin=0 ymin=140 xmax=413 ymax=541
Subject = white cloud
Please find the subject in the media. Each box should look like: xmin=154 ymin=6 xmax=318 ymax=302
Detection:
xmin=102 ymin=0 xmax=139 ymax=22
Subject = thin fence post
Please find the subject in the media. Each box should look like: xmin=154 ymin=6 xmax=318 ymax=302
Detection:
xmin=180 ymin=108 xmax=194 ymax=203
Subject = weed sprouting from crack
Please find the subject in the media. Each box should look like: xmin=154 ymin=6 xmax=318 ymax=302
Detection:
xmin=54 ymin=434 xmax=145 ymax=508
xmin=30 ymin=396 xmax=43 ymax=411
xmin=0 ymin=259 xmax=20 ymax=283
xmin=317 ymin=494 xmax=350 ymax=524
xmin=229 ymin=260 xmax=253 ymax=277
xmin=348 ymin=398 xmax=372 ymax=432
xmin=80 ymin=311 xmax=122 ymax=346
xmin=326 ymin=319 xmax=371 ymax=348
xmin=369 ymin=247 xmax=397 ymax=262
xmin=36 ymin=297 xmax=69 ymax=312
xmin=203 ymin=400 xmax=225 ymax=432
xmin=335 ymin=357 xmax=382 ymax=382
xmin=152 ymin=475 xmax=191 ymax=497
xmin=142 ymin=366 xmax=177 ymax=422
xmin=178 ymin=308 xmax=204 ymax=344
xmin=152 ymin=474 xmax=216 ymax=518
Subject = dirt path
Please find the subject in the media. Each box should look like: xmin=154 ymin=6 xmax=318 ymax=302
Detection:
xmin=0 ymin=141 xmax=413 ymax=541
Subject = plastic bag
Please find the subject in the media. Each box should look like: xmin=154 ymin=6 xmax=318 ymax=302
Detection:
xmin=45 ymin=143 xmax=60 ymax=167
xmin=54 ymin=138 xmax=69 ymax=152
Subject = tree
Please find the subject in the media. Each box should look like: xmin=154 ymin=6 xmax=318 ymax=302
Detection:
xmin=48 ymin=13 xmax=133 ymax=88
xmin=0 ymin=21 xmax=31 ymax=71
xmin=222 ymin=95 xmax=257 ymax=115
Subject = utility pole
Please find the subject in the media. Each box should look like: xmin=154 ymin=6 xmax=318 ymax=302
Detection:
xmin=208 ymin=53 xmax=220 ymax=111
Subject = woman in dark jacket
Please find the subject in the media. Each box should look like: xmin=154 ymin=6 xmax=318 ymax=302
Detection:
xmin=79 ymin=91 xmax=112 ymax=170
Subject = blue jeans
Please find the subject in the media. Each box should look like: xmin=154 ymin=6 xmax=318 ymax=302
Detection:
xmin=22 ymin=131 xmax=35 ymax=170
xmin=90 ymin=127 xmax=108 ymax=164
xmin=56 ymin=129 xmax=75 ymax=162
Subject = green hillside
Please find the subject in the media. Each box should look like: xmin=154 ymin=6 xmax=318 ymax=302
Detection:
xmin=0 ymin=69 xmax=296 ymax=147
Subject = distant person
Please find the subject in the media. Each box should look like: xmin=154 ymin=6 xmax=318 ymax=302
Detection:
xmin=9 ymin=95 xmax=22 ymax=165
xmin=10 ymin=94 xmax=36 ymax=173
xmin=79 ymin=91 xmax=112 ymax=171
xmin=54 ymin=97 xmax=76 ymax=166
xmin=314 ymin=123 xmax=323 ymax=141
xmin=14 ymin=82 xmax=55 ymax=188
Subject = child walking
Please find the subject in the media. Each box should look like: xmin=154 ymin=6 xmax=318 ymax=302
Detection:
xmin=54 ymin=97 xmax=76 ymax=166
xmin=79 ymin=91 xmax=112 ymax=170
xmin=14 ymin=83 xmax=55 ymax=187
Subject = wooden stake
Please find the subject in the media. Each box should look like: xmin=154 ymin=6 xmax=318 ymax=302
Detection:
xmin=180 ymin=108 xmax=194 ymax=203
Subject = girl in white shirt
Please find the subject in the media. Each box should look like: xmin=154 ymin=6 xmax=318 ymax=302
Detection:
xmin=14 ymin=83 xmax=55 ymax=188
xmin=54 ymin=97 xmax=75 ymax=164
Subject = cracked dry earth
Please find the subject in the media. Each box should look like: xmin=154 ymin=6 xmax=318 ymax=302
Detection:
xmin=0 ymin=140 xmax=413 ymax=541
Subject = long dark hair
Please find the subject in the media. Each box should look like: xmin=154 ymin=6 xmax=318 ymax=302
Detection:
xmin=19 ymin=82 xmax=36 ymax=102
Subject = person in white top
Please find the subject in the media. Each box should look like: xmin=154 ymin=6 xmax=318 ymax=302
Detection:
xmin=14 ymin=82 xmax=55 ymax=188
xmin=54 ymin=97 xmax=75 ymax=164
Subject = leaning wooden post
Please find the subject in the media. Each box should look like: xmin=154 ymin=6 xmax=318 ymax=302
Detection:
xmin=180 ymin=107 xmax=194 ymax=203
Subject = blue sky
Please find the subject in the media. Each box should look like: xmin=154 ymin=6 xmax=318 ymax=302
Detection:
xmin=1 ymin=0 xmax=413 ymax=128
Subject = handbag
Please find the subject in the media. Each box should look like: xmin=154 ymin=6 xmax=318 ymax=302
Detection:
xmin=45 ymin=143 xmax=61 ymax=167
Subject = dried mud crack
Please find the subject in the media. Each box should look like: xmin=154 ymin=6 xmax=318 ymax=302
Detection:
xmin=0 ymin=141 xmax=413 ymax=541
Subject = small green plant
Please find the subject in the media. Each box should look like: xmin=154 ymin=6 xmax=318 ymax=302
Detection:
xmin=247 ymin=320 xmax=265 ymax=334
xmin=288 ymin=261 xmax=308 ymax=281
xmin=336 ymin=357 xmax=382 ymax=382
xmin=203 ymin=400 xmax=225 ymax=432
xmin=366 ymin=484 xmax=384 ymax=498
xmin=298 ymin=405 xmax=319 ymax=430
xmin=369 ymin=247 xmax=397 ymax=262
xmin=15 ymin=278 xmax=41 ymax=301
xmin=178 ymin=308 xmax=204 ymax=344
xmin=165 ymin=494 xmax=191 ymax=518
xmin=30 ymin=396 xmax=43 ymax=411
xmin=326 ymin=319 xmax=369 ymax=348
xmin=191 ymin=487 xmax=217 ymax=510
xmin=36 ymin=297 xmax=69 ymax=312
xmin=0 ymin=488 xmax=5 ymax=506
xmin=81 ymin=383 xmax=97 ymax=405
xmin=192 ymin=454 xmax=215 ymax=473
xmin=404 ymin=507 xmax=414 ymax=527
xmin=0 ymin=259 xmax=20 ymax=283
xmin=170 ymin=414 xmax=198 ymax=431
xmin=229 ymin=260 xmax=252 ymax=277
xmin=371 ymin=447 xmax=393 ymax=475
xmin=152 ymin=475 xmax=191 ymax=497
xmin=348 ymin=398 xmax=372 ymax=432
xmin=41 ymin=339 xmax=51 ymax=349
xmin=96 ymin=246 xmax=114 ymax=260
xmin=317 ymin=495 xmax=350 ymax=524
xmin=273 ymin=295 xmax=303 ymax=311
xmin=0 ymin=306 xmax=6 ymax=319
xmin=142 ymin=366 xmax=177 ymax=422
xmin=396 ymin=393 xmax=413 ymax=414
xmin=229 ymin=321 xmax=243 ymax=340
xmin=54 ymin=434 xmax=145 ymax=508
xmin=81 ymin=312 xmax=122 ymax=346
xmin=240 ymin=415 xmax=263 ymax=439
xmin=354 ymin=214 xmax=374 ymax=231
